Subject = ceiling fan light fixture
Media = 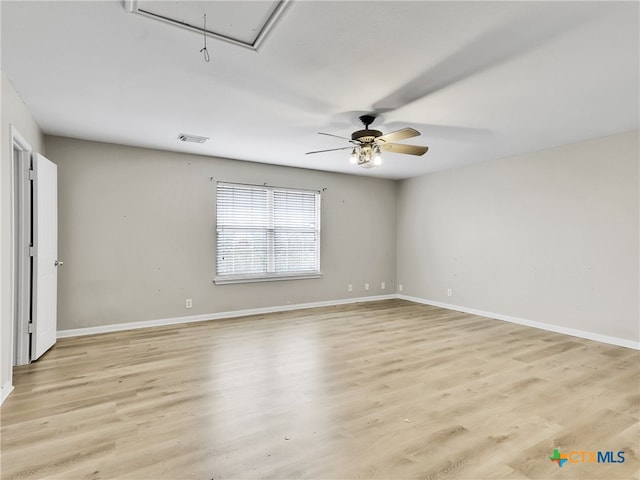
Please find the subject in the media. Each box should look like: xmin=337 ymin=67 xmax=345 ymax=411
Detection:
xmin=372 ymin=146 xmax=382 ymax=166
xmin=348 ymin=144 xmax=381 ymax=168
xmin=361 ymin=146 xmax=372 ymax=163
xmin=350 ymin=148 xmax=359 ymax=164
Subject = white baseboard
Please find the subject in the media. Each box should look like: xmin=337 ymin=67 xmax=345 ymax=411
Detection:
xmin=398 ymin=294 xmax=640 ymax=351
xmin=57 ymin=294 xmax=398 ymax=339
xmin=1 ymin=381 xmax=14 ymax=406
xmin=56 ymin=293 xmax=639 ymax=351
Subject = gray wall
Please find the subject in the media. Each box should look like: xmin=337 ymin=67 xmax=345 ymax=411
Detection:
xmin=1 ymin=72 xmax=45 ymax=399
xmin=44 ymin=136 xmax=398 ymax=331
xmin=397 ymin=130 xmax=639 ymax=343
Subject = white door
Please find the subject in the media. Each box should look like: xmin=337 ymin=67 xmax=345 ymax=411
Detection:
xmin=31 ymin=154 xmax=58 ymax=360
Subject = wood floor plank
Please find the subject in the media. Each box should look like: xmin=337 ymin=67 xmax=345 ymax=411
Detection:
xmin=1 ymin=299 xmax=638 ymax=479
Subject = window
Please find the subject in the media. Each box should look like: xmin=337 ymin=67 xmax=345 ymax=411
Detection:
xmin=215 ymin=182 xmax=321 ymax=284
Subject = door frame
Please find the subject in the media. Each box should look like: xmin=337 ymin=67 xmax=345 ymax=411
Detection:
xmin=11 ymin=125 xmax=33 ymax=366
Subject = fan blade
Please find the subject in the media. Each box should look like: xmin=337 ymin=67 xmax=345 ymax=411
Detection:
xmin=379 ymin=143 xmax=429 ymax=156
xmin=318 ymin=132 xmax=352 ymax=141
xmin=372 ymin=7 xmax=598 ymax=112
xmin=376 ymin=127 xmax=420 ymax=144
xmin=384 ymin=122 xmax=491 ymax=141
xmin=305 ymin=146 xmax=353 ymax=155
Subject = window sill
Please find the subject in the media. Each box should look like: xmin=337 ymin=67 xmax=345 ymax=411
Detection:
xmin=214 ymin=273 xmax=322 ymax=285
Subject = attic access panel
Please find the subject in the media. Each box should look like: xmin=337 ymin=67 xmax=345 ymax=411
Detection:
xmin=125 ymin=0 xmax=291 ymax=51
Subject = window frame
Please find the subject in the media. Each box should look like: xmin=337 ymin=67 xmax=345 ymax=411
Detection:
xmin=214 ymin=181 xmax=322 ymax=285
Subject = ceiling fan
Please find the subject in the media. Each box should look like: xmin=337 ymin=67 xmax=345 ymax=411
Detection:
xmin=306 ymin=114 xmax=429 ymax=168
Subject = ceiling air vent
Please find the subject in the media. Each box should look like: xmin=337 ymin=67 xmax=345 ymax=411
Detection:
xmin=178 ymin=133 xmax=209 ymax=144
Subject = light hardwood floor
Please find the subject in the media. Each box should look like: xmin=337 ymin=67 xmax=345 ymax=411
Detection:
xmin=1 ymin=299 xmax=638 ymax=479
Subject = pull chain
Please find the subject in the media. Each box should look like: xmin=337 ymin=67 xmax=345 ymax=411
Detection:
xmin=200 ymin=14 xmax=210 ymax=62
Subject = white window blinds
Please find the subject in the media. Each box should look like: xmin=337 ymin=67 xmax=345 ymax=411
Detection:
xmin=215 ymin=182 xmax=321 ymax=283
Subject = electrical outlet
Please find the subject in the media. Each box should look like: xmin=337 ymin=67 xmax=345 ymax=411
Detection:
xmin=365 ymin=283 xmax=369 ymax=291
xmin=381 ymin=282 xmax=386 ymax=290
xmin=447 ymin=289 xmax=452 ymax=297
xmin=348 ymin=284 xmax=353 ymax=292
xmin=185 ymin=298 xmax=193 ymax=309
xmin=399 ymin=284 xmax=403 ymax=292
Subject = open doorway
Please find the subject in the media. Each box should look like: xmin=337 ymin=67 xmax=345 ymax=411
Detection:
xmin=11 ymin=127 xmax=59 ymax=366
xmin=11 ymin=125 xmax=33 ymax=366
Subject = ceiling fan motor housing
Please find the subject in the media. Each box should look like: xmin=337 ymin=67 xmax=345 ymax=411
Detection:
xmin=353 ymin=114 xmax=382 ymax=143
xmin=352 ymin=129 xmax=382 ymax=142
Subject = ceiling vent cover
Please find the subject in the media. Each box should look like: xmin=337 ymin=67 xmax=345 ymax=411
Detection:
xmin=178 ymin=133 xmax=209 ymax=144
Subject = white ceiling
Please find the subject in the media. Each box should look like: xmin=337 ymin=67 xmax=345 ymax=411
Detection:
xmin=1 ymin=1 xmax=638 ymax=179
